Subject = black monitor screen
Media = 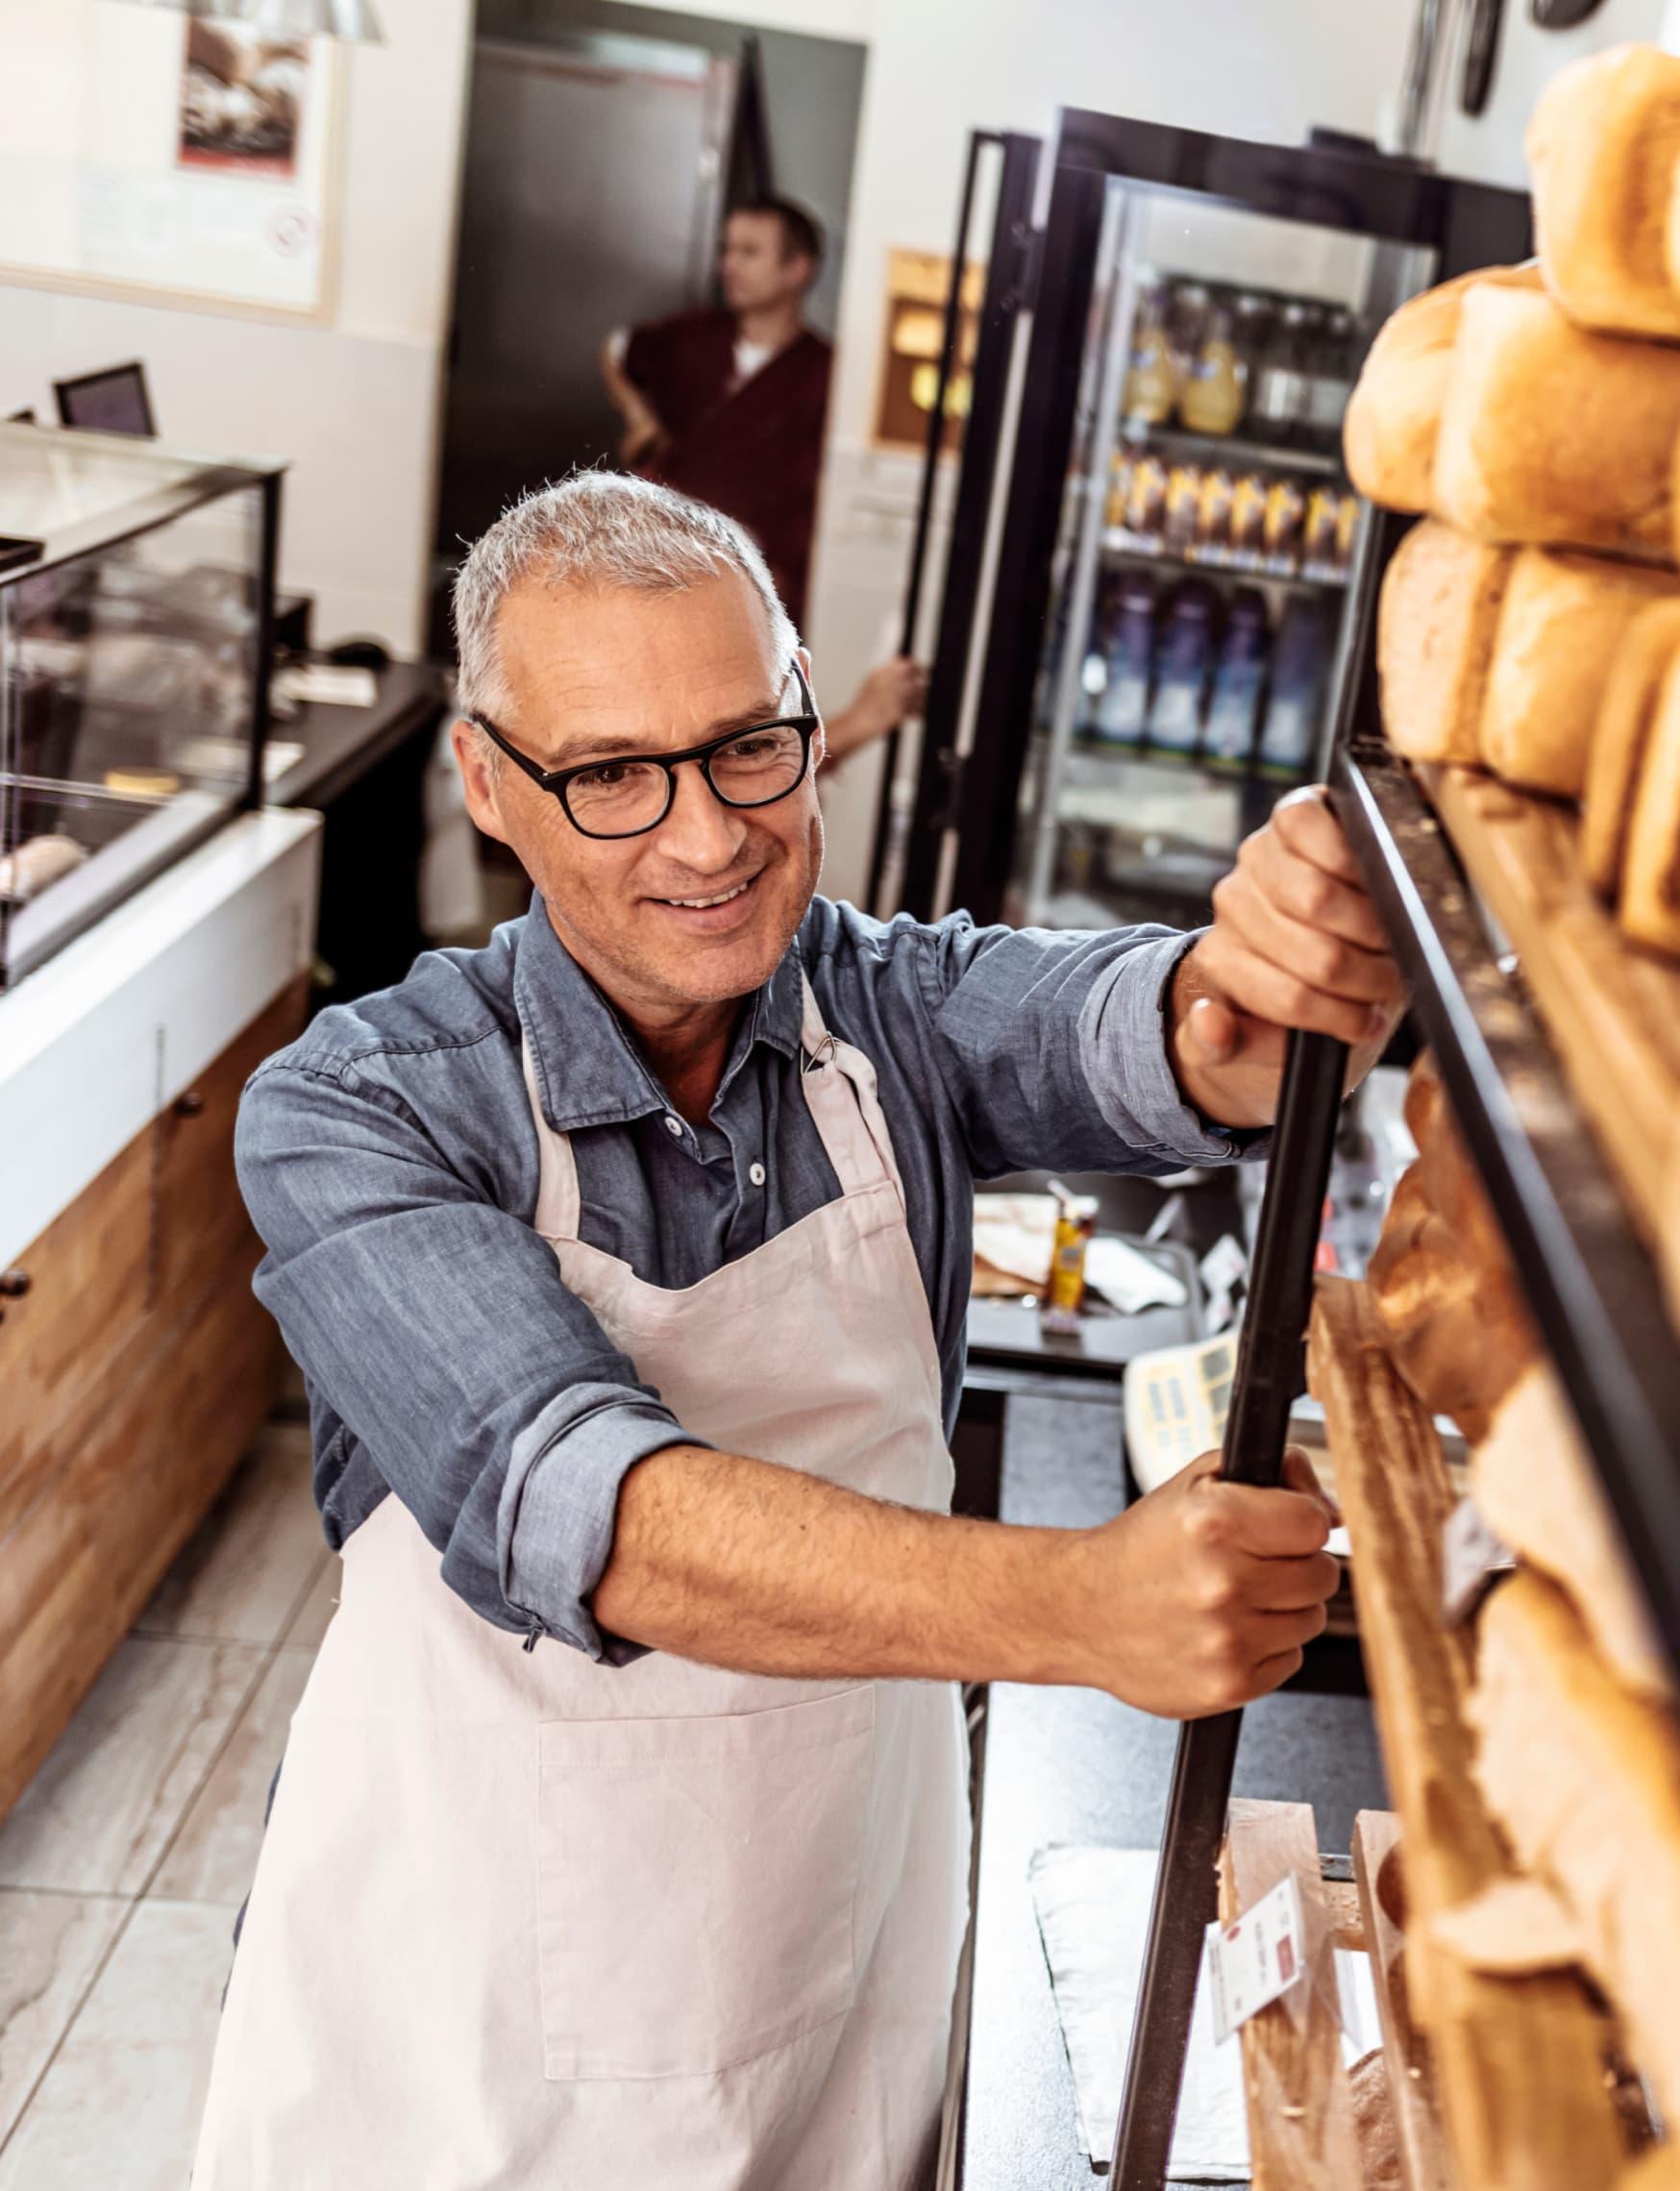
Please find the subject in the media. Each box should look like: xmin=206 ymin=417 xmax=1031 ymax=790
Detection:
xmin=55 ymin=364 xmax=156 ymax=438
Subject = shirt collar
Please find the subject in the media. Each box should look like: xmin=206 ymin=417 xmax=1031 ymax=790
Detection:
xmin=513 ymin=892 xmax=804 ymax=1132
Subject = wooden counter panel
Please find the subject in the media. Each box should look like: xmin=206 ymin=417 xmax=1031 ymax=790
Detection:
xmin=0 ymin=1238 xmax=280 ymax=1822
xmin=0 ymin=1130 xmax=156 ymax=1534
xmin=154 ymin=978 xmax=305 ymax=1314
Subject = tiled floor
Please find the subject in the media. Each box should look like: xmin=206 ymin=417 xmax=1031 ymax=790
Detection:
xmin=0 ymin=1416 xmax=337 ymax=2189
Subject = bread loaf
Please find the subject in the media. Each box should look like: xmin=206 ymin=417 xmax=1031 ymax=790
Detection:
xmin=1343 ymin=263 xmax=1542 ymax=513
xmin=1376 ymin=518 xmax=1513 ymax=764
xmin=1582 ymin=601 xmax=1680 ymax=897
xmin=1368 ymin=1056 xmax=1538 ymax=1441
xmin=1434 ymin=283 xmax=1680 ymax=558
xmin=1471 ymin=1363 xmax=1671 ymax=1703
xmin=1527 ymin=43 xmax=1680 ymax=340
xmin=1480 ymin=550 xmax=1680 ymax=799
xmin=1470 ymin=1572 xmax=1680 ymax=2126
xmin=1620 ymin=641 xmax=1680 ymax=952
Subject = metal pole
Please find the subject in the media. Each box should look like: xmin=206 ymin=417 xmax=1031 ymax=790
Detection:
xmin=864 ymin=131 xmax=996 ymax=914
xmin=1109 ymin=1025 xmax=1348 ymax=2188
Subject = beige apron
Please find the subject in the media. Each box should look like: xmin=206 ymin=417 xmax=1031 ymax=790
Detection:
xmin=192 ymin=977 xmax=971 ymax=2189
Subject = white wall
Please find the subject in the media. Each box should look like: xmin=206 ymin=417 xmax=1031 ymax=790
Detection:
xmin=0 ymin=0 xmax=474 ymax=652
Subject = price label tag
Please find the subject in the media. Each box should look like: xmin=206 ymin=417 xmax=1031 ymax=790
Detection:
xmin=1204 ymin=1873 xmax=1306 ymax=2046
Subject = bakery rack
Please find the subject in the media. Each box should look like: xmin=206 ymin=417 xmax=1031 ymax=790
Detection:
xmin=1105 ymin=715 xmax=1680 ymax=2186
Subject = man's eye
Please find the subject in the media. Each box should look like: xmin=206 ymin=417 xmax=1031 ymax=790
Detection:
xmin=574 ymin=761 xmax=645 ymax=791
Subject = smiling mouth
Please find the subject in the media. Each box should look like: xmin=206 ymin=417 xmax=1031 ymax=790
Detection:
xmin=655 ymin=876 xmax=757 ymax=910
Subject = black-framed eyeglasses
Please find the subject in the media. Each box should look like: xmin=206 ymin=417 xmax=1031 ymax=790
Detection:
xmin=468 ymin=660 xmax=820 ymax=840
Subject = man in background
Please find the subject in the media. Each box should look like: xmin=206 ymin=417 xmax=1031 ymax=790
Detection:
xmin=602 ymin=197 xmax=832 ymax=628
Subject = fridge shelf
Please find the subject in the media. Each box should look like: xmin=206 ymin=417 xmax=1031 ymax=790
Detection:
xmin=1098 ymin=529 xmax=1348 ymax=594
xmin=1330 ymin=740 xmax=1680 ymax=1673
xmin=1117 ymin=419 xmax=1346 ymax=480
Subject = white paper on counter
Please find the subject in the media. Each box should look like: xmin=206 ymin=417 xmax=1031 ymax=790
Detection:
xmin=1028 ymin=1844 xmax=1249 ymax=2179
xmin=1084 ymin=1232 xmax=1189 ymax=1314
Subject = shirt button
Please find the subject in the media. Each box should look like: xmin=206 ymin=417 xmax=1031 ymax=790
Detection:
xmin=749 ymin=1161 xmax=766 ymax=1187
xmin=664 ymin=1115 xmax=683 ymax=1138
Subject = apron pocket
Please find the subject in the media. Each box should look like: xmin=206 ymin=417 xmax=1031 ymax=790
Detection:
xmin=536 ymin=1684 xmax=876 ymax=2080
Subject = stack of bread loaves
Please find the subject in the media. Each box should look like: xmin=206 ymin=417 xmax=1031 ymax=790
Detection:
xmin=1345 ymin=43 xmax=1680 ymax=958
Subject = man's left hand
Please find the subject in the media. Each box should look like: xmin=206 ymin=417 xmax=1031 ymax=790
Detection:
xmin=1169 ymin=786 xmax=1407 ymax=1131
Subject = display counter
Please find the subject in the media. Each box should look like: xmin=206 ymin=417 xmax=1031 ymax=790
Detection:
xmin=0 ymin=805 xmax=320 ymax=1823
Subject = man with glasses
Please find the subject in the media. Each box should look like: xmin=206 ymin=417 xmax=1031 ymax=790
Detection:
xmin=198 ymin=472 xmax=1404 ymax=2190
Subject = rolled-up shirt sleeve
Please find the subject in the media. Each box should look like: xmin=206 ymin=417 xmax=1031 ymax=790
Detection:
xmin=908 ymin=912 xmax=1267 ymax=1176
xmin=235 ymin=1057 xmax=700 ymax=1662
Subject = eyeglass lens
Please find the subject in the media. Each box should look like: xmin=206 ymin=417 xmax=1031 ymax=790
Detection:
xmin=567 ymin=725 xmax=807 ymax=835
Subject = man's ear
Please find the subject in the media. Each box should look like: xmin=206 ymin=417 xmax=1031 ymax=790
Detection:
xmin=450 ymin=719 xmax=513 ymax=849
xmin=799 ymin=647 xmax=826 ymax=770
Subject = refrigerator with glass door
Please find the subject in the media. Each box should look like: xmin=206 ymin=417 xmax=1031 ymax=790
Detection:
xmin=879 ymin=111 xmax=1532 ymax=933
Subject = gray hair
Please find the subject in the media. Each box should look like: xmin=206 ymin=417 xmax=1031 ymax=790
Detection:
xmin=452 ymin=473 xmax=801 ymax=762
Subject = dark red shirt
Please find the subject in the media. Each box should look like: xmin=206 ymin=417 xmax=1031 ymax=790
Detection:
xmin=625 ymin=307 xmax=832 ymax=628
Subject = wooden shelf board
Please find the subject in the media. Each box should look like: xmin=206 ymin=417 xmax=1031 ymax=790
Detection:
xmin=1308 ymin=1275 xmax=1632 ymax=2191
xmin=1421 ymin=765 xmax=1680 ymax=1261
xmin=1218 ymin=1797 xmax=1360 ymax=2189
xmin=1352 ymin=1809 xmax=1459 ymax=2191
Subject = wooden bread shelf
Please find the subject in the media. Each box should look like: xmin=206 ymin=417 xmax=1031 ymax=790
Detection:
xmin=1307 ymin=1275 xmax=1634 ymax=2190
xmin=1421 ymin=763 xmax=1680 ymax=1265
xmin=1332 ymin=743 xmax=1680 ymax=1685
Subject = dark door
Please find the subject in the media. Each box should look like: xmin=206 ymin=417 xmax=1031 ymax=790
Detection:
xmin=434 ymin=33 xmax=734 ymax=563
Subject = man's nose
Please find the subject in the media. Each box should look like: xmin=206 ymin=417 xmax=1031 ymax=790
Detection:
xmin=654 ymin=759 xmax=749 ymax=869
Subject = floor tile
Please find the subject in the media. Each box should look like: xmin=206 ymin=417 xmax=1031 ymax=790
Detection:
xmin=135 ymin=1426 xmax=325 ymax=1645
xmin=282 ymin=1554 xmax=340 ymax=1649
xmin=0 ymin=1901 xmax=231 ymax=2191
xmin=0 ymin=1889 xmax=130 ymax=2147
xmin=0 ymin=1638 xmax=264 ymax=1896
xmin=151 ymin=1649 xmax=314 ymax=1908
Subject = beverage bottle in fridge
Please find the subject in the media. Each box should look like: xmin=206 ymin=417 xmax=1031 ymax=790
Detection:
xmin=1249 ymin=302 xmax=1314 ymax=446
xmin=1257 ymin=595 xmax=1332 ymax=777
xmin=1180 ymin=298 xmax=1248 ymax=435
xmin=1165 ymin=282 xmax=1210 ymax=422
xmin=1195 ymin=467 xmax=1236 ymax=566
xmin=1094 ymin=572 xmax=1157 ymax=747
xmin=1203 ymin=586 xmax=1271 ymax=772
xmin=1303 ymin=308 xmax=1359 ymax=453
xmin=1122 ymin=282 xmax=1177 ymax=429
xmin=1146 ymin=581 xmax=1216 ymax=759
xmin=1163 ymin=463 xmax=1202 ymax=554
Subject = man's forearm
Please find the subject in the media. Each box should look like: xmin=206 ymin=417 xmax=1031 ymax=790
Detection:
xmin=592 ymin=1443 xmax=1086 ymax=1686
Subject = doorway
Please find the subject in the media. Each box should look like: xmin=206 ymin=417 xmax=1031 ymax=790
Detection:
xmin=430 ymin=0 xmax=868 ymax=654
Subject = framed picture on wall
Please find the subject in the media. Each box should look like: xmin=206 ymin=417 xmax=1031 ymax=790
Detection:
xmin=178 ymin=19 xmax=312 ymax=182
xmin=0 ymin=3 xmax=344 ymax=323
xmin=871 ymin=247 xmax=984 ymax=455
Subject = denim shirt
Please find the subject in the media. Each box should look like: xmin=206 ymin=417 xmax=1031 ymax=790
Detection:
xmin=235 ymin=893 xmax=1253 ymax=1663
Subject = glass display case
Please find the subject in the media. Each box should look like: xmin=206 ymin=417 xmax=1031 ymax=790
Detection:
xmin=883 ymin=114 xmax=1531 ymax=933
xmin=0 ymin=421 xmax=281 ymax=988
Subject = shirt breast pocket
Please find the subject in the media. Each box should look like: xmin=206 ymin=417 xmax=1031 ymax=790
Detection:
xmin=535 ymin=1685 xmax=876 ymax=2080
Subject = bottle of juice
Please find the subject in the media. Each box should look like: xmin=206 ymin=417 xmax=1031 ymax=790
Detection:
xmin=1180 ymin=298 xmax=1248 ymax=435
xmin=1147 ymin=582 xmax=1217 ymax=759
xmin=1258 ymin=596 xmax=1332 ymax=777
xmin=1203 ymin=587 xmax=1271 ymax=772
xmin=1122 ymin=282 xmax=1177 ymax=429
xmin=1094 ymin=573 xmax=1157 ymax=747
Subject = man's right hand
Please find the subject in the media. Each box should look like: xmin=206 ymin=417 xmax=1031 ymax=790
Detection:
xmin=1065 ymin=1447 xmax=1341 ymax=1718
